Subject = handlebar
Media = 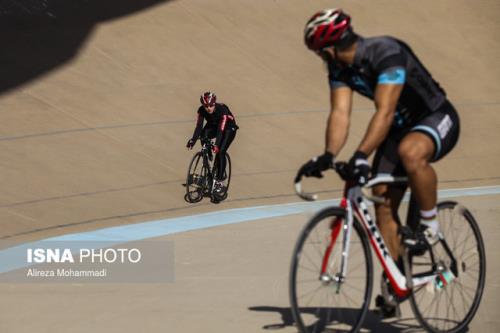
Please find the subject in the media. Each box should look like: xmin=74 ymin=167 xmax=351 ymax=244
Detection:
xmin=294 ymin=161 xmax=408 ymax=203
xmin=294 ymin=182 xmax=318 ymax=201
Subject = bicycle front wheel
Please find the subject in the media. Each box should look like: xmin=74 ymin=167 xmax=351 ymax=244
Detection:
xmin=290 ymin=207 xmax=373 ymax=333
xmin=409 ymin=201 xmax=486 ymax=333
xmin=185 ymin=152 xmax=207 ymax=203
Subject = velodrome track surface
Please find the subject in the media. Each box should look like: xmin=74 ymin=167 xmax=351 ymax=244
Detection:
xmin=1 ymin=0 xmax=499 ymax=332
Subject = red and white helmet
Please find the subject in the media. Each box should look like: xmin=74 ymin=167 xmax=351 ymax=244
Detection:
xmin=304 ymin=9 xmax=352 ymax=51
xmin=200 ymin=91 xmax=216 ymax=107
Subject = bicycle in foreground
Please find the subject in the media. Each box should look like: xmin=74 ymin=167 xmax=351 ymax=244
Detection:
xmin=185 ymin=137 xmax=231 ymax=204
xmin=290 ymin=162 xmax=486 ymax=333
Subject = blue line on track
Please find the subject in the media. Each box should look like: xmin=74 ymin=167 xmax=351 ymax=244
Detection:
xmin=0 ymin=185 xmax=499 ymax=274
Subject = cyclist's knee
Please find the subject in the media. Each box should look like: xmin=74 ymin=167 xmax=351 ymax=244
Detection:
xmin=398 ymin=135 xmax=432 ymax=172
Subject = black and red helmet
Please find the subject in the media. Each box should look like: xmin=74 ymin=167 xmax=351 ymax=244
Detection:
xmin=200 ymin=91 xmax=216 ymax=107
xmin=304 ymin=9 xmax=352 ymax=51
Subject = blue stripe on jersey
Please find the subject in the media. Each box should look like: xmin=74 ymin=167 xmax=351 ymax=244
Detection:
xmin=378 ymin=68 xmax=406 ymax=84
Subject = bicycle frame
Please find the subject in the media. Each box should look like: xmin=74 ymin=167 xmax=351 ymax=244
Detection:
xmin=295 ymin=174 xmax=445 ymax=299
xmin=343 ymin=178 xmax=443 ymax=297
xmin=195 ymin=139 xmax=215 ymax=188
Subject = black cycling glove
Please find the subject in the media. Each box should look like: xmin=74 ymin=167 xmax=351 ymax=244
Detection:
xmin=186 ymin=139 xmax=195 ymax=149
xmin=347 ymin=151 xmax=370 ymax=185
xmin=295 ymin=152 xmax=335 ymax=183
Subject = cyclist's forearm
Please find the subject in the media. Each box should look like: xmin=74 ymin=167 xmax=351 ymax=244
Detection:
xmin=326 ymin=109 xmax=349 ymax=155
xmin=215 ymin=131 xmax=223 ymax=147
xmin=191 ymin=117 xmax=203 ymax=141
xmin=191 ymin=129 xmax=202 ymax=141
xmin=215 ymin=123 xmax=224 ymax=147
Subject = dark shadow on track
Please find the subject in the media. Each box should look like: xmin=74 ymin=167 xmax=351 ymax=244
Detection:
xmin=249 ymin=306 xmax=425 ymax=332
xmin=0 ymin=0 xmax=172 ymax=95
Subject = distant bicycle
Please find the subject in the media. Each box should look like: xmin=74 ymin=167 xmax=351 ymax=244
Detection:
xmin=290 ymin=162 xmax=486 ymax=333
xmin=185 ymin=137 xmax=231 ymax=203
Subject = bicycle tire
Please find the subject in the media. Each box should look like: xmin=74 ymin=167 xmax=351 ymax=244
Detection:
xmin=409 ymin=201 xmax=486 ymax=333
xmin=185 ymin=152 xmax=206 ymax=203
xmin=290 ymin=207 xmax=373 ymax=333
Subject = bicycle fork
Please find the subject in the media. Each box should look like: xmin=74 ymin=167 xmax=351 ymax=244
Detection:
xmin=319 ymin=198 xmax=354 ymax=293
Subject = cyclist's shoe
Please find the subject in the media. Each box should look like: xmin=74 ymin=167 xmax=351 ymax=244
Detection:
xmin=400 ymin=225 xmax=438 ymax=256
xmin=213 ymin=180 xmax=224 ymax=194
xmin=422 ymin=225 xmax=440 ymax=246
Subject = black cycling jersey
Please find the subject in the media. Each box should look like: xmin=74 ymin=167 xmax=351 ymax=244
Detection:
xmin=191 ymin=103 xmax=238 ymax=147
xmin=328 ymin=36 xmax=447 ymax=128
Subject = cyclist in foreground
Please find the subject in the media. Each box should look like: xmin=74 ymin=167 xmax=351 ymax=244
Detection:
xmin=296 ymin=8 xmax=460 ymax=314
xmin=187 ymin=91 xmax=238 ymax=193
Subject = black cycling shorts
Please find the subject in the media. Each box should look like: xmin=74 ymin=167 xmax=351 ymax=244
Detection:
xmin=372 ymin=100 xmax=460 ymax=177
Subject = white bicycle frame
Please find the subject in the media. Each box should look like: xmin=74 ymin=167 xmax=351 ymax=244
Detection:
xmin=296 ymin=175 xmax=440 ymax=298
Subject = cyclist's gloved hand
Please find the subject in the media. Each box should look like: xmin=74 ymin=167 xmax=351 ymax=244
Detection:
xmin=212 ymin=145 xmax=220 ymax=154
xmin=295 ymin=152 xmax=335 ymax=183
xmin=347 ymin=151 xmax=370 ymax=185
xmin=186 ymin=139 xmax=195 ymax=149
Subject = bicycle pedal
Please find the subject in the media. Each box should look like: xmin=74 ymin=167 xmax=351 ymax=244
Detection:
xmin=399 ymin=225 xmax=413 ymax=238
xmin=375 ymin=295 xmax=401 ymax=319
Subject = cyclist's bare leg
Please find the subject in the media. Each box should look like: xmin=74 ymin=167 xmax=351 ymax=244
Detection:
xmin=373 ymin=184 xmax=406 ymax=260
xmin=398 ymin=132 xmax=442 ymax=243
xmin=398 ymin=132 xmax=436 ymax=211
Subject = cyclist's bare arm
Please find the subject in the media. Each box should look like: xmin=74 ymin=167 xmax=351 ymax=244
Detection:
xmin=357 ymin=84 xmax=403 ymax=155
xmin=326 ymin=86 xmax=353 ymax=155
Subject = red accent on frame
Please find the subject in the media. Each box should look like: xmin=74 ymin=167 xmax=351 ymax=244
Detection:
xmin=340 ymin=198 xmax=348 ymax=209
xmin=353 ymin=206 xmax=410 ymax=298
xmin=320 ymin=219 xmax=342 ymax=274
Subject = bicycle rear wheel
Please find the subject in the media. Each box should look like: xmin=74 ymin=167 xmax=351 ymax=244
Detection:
xmin=185 ymin=152 xmax=207 ymax=203
xmin=409 ymin=201 xmax=486 ymax=333
xmin=290 ymin=207 xmax=373 ymax=333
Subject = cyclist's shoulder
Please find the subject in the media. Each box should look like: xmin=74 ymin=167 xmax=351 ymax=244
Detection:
xmin=216 ymin=103 xmax=232 ymax=113
xmin=356 ymin=36 xmax=411 ymax=73
xmin=359 ymin=36 xmax=406 ymax=59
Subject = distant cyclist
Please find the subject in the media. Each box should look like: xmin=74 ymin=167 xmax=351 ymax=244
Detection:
xmin=296 ymin=9 xmax=460 ymax=314
xmin=187 ymin=91 xmax=238 ymax=192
